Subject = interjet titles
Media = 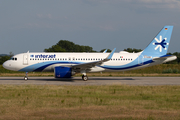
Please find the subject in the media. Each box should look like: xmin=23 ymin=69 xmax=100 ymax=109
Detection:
xmin=33 ymin=54 xmax=56 ymax=58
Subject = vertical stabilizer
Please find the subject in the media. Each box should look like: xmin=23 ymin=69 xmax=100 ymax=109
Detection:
xmin=142 ymin=26 xmax=173 ymax=56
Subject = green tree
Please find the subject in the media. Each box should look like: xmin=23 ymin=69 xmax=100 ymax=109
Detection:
xmin=44 ymin=40 xmax=96 ymax=52
xmin=100 ymin=49 xmax=112 ymax=52
xmin=0 ymin=56 xmax=11 ymax=65
xmin=0 ymin=52 xmax=13 ymax=65
xmin=123 ymin=48 xmax=142 ymax=53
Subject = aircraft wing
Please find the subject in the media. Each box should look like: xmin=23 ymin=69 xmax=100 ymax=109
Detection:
xmin=71 ymin=48 xmax=116 ymax=70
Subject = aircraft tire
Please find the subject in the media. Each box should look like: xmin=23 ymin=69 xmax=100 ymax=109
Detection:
xmin=24 ymin=77 xmax=28 ymax=81
xmin=82 ymin=75 xmax=88 ymax=81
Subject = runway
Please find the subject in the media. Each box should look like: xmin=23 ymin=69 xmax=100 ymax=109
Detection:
xmin=0 ymin=77 xmax=179 ymax=85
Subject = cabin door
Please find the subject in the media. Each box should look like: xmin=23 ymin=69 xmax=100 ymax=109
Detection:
xmin=23 ymin=54 xmax=28 ymax=65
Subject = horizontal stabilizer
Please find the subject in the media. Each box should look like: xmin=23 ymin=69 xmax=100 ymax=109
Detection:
xmin=153 ymin=55 xmax=177 ymax=63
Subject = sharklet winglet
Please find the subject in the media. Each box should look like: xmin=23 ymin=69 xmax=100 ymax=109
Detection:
xmin=106 ymin=48 xmax=116 ymax=60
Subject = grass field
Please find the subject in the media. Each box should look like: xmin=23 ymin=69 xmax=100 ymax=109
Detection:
xmin=0 ymin=64 xmax=180 ymax=119
xmin=0 ymin=85 xmax=180 ymax=119
xmin=0 ymin=64 xmax=180 ymax=77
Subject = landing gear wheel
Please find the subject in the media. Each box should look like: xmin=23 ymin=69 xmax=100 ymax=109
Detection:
xmin=82 ymin=75 xmax=88 ymax=81
xmin=24 ymin=77 xmax=28 ymax=81
xmin=24 ymin=72 xmax=28 ymax=81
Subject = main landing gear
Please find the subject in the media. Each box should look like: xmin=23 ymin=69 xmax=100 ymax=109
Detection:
xmin=81 ymin=70 xmax=88 ymax=81
xmin=82 ymin=75 xmax=88 ymax=81
xmin=24 ymin=72 xmax=28 ymax=81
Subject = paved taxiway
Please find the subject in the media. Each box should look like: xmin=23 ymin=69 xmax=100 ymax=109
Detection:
xmin=0 ymin=77 xmax=179 ymax=85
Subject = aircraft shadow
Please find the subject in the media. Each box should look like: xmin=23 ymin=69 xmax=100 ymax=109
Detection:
xmin=30 ymin=77 xmax=136 ymax=81
xmin=0 ymin=77 xmax=136 ymax=82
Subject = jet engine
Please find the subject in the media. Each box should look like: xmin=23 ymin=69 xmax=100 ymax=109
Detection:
xmin=54 ymin=66 xmax=74 ymax=78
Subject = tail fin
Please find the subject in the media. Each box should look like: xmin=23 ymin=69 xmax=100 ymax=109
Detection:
xmin=142 ymin=26 xmax=173 ymax=56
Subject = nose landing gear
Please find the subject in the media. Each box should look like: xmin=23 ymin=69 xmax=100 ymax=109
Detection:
xmin=24 ymin=72 xmax=28 ymax=81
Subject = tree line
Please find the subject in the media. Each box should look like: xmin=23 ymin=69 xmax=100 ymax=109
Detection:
xmin=44 ymin=40 xmax=96 ymax=52
xmin=0 ymin=40 xmax=179 ymax=64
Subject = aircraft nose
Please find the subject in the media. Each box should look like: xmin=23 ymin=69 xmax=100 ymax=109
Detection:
xmin=3 ymin=61 xmax=9 ymax=69
xmin=3 ymin=61 xmax=13 ymax=70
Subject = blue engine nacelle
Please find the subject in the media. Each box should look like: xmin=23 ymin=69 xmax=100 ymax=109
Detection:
xmin=54 ymin=66 xmax=72 ymax=78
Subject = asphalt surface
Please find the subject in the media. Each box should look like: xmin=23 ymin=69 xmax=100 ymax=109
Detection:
xmin=0 ymin=77 xmax=179 ymax=85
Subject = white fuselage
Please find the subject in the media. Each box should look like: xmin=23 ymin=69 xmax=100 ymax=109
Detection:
xmin=3 ymin=52 xmax=177 ymax=74
xmin=3 ymin=52 xmax=139 ymax=71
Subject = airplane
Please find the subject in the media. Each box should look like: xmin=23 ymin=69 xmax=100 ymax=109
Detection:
xmin=3 ymin=26 xmax=177 ymax=81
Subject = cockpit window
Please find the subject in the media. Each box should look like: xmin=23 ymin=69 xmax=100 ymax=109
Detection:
xmin=10 ymin=57 xmax=17 ymax=61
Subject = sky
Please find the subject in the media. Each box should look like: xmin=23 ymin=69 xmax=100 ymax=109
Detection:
xmin=0 ymin=0 xmax=180 ymax=54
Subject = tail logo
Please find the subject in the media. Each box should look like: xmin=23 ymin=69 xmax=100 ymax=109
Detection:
xmin=153 ymin=35 xmax=169 ymax=52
